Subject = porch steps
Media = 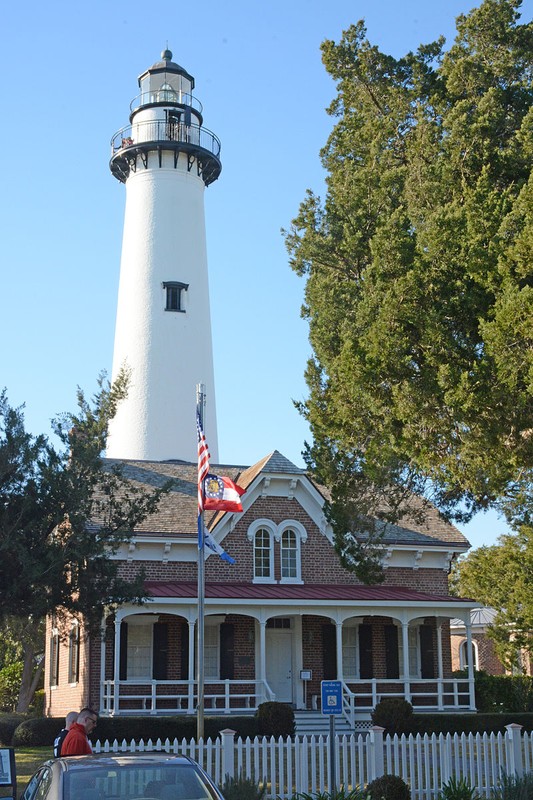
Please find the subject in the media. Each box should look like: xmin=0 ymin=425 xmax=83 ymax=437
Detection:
xmin=294 ymin=711 xmax=371 ymax=736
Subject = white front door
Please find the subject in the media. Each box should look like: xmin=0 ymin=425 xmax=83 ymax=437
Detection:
xmin=266 ymin=629 xmax=293 ymax=702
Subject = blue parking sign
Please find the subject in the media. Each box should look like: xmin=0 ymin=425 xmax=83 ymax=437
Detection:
xmin=321 ymin=680 xmax=342 ymax=714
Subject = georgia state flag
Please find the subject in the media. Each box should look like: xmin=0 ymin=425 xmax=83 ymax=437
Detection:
xmin=203 ymin=474 xmax=245 ymax=512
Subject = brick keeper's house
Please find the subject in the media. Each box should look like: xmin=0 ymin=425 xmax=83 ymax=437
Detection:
xmin=45 ymin=450 xmax=478 ymax=725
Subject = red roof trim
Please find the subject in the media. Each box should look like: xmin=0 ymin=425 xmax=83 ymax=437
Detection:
xmin=144 ymin=581 xmax=467 ymax=604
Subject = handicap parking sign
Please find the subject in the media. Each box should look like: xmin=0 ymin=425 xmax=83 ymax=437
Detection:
xmin=321 ymin=680 xmax=342 ymax=714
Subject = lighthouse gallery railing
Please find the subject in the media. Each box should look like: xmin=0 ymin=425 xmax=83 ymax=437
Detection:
xmin=111 ymin=120 xmax=221 ymax=158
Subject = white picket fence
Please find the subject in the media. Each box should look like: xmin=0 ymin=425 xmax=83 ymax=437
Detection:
xmin=93 ymin=724 xmax=533 ymax=800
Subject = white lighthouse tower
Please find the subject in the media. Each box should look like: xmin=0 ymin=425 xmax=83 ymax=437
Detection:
xmin=106 ymin=50 xmax=220 ymax=462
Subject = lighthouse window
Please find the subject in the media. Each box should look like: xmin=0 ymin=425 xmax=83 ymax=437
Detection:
xmin=163 ymin=281 xmax=188 ymax=312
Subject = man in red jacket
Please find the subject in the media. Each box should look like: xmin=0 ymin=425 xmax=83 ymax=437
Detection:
xmin=61 ymin=708 xmax=98 ymax=756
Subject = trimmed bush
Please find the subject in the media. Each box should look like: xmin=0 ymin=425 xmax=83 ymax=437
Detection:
xmin=366 ymin=774 xmax=410 ymax=800
xmin=371 ymin=698 xmax=414 ymax=735
xmin=12 ymin=717 xmax=63 ymax=747
xmin=221 ymin=774 xmax=266 ymax=800
xmin=12 ymin=715 xmax=260 ymax=747
xmin=255 ymin=702 xmax=295 ymax=737
xmin=0 ymin=713 xmax=27 ymax=745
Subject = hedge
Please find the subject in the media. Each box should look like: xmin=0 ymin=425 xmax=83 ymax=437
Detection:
xmin=0 ymin=713 xmax=27 ymax=745
xmin=12 ymin=715 xmax=261 ymax=747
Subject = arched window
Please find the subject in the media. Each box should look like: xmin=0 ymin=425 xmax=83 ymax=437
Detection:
xmin=254 ymin=528 xmax=273 ymax=579
xmin=277 ymin=520 xmax=306 ymax=584
xmin=459 ymin=639 xmax=479 ymax=671
xmin=248 ymin=520 xmax=275 ymax=582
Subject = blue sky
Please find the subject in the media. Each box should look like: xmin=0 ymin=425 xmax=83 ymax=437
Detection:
xmin=1 ymin=0 xmax=529 ymax=551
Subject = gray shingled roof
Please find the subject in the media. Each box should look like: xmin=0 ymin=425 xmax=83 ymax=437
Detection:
xmin=96 ymin=453 xmax=468 ymax=547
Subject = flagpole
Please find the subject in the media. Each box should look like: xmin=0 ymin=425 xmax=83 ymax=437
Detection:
xmin=196 ymin=383 xmax=206 ymax=742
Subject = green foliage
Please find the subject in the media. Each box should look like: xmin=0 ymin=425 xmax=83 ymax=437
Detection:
xmin=366 ymin=774 xmax=410 ymax=800
xmin=12 ymin=715 xmax=261 ymax=747
xmin=0 ymin=712 xmax=27 ymax=745
xmin=255 ymin=702 xmax=295 ymax=737
xmin=284 ymin=0 xmax=533 ymax=574
xmin=474 ymin=673 xmax=533 ymax=713
xmin=452 ymin=536 xmax=533 ymax=668
xmin=438 ymin=777 xmax=480 ymax=800
xmin=291 ymin=790 xmax=369 ymax=800
xmin=491 ymin=772 xmax=533 ymax=800
xmin=0 ymin=372 xmax=170 ymax=633
xmin=30 ymin=690 xmax=45 ymax=716
xmin=371 ymin=698 xmax=414 ymax=735
xmin=222 ymin=774 xmax=266 ymax=800
xmin=0 ymin=662 xmax=23 ymax=711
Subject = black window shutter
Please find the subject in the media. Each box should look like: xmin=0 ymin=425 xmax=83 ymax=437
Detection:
xmin=119 ymin=622 xmax=128 ymax=681
xmin=180 ymin=622 xmax=189 ymax=680
xmin=358 ymin=624 xmax=373 ymax=679
xmin=220 ymin=623 xmax=235 ymax=680
xmin=384 ymin=624 xmax=399 ymax=679
xmin=322 ymin=624 xmax=337 ymax=680
xmin=153 ymin=622 xmax=169 ymax=680
xmin=420 ymin=625 xmax=435 ymax=678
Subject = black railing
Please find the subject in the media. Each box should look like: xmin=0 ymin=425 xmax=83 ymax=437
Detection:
xmin=111 ymin=120 xmax=221 ymax=158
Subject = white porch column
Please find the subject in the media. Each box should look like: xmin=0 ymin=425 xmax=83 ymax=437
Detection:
xmin=113 ymin=615 xmax=122 ymax=715
xmin=188 ymin=620 xmax=195 ymax=713
xmin=436 ymin=621 xmax=444 ymax=710
xmin=465 ymin=618 xmax=476 ymax=710
xmin=336 ymin=621 xmax=344 ymax=681
xmin=99 ymin=615 xmax=107 ymax=714
xmin=401 ymin=622 xmax=411 ymax=702
xmin=259 ymin=621 xmax=267 ymax=702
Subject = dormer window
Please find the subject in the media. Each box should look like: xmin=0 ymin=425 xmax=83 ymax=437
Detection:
xmin=163 ymin=281 xmax=188 ymax=312
xmin=248 ymin=518 xmax=306 ymax=583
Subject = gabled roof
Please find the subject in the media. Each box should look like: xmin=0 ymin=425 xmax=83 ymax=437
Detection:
xmin=100 ymin=452 xmax=468 ymax=548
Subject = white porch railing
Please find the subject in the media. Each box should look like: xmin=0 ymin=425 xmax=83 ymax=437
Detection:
xmin=101 ymin=677 xmax=472 ymax=718
xmin=341 ymin=678 xmax=475 ymax=725
xmin=93 ymin=724 xmax=533 ymax=800
xmin=101 ymin=679 xmax=274 ymax=716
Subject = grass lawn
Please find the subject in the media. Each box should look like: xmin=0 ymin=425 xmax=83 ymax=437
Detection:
xmin=0 ymin=747 xmax=52 ymax=799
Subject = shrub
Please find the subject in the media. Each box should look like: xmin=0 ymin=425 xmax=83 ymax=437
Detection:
xmin=366 ymin=774 xmax=410 ymax=800
xmin=438 ymin=777 xmax=480 ymax=800
xmin=13 ymin=716 xmax=63 ymax=747
xmin=490 ymin=772 xmax=533 ymax=800
xmin=221 ymin=774 xmax=266 ymax=800
xmin=292 ymin=790 xmax=369 ymax=800
xmin=371 ymin=698 xmax=414 ymax=735
xmin=474 ymin=673 xmax=533 ymax=714
xmin=255 ymin=702 xmax=295 ymax=737
xmin=0 ymin=713 xmax=27 ymax=745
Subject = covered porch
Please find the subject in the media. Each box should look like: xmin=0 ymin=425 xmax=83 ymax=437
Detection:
xmin=98 ymin=581 xmax=478 ymax=722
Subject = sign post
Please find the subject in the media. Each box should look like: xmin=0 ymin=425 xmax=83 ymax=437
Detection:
xmin=321 ymin=680 xmax=342 ymax=792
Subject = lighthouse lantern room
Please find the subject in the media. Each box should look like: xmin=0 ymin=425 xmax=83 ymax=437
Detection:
xmin=106 ymin=50 xmax=221 ymax=463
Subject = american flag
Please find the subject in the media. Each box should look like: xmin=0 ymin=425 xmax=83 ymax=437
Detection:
xmin=196 ymin=414 xmax=210 ymax=513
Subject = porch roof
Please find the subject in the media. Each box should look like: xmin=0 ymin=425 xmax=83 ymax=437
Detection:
xmin=144 ymin=580 xmax=470 ymax=605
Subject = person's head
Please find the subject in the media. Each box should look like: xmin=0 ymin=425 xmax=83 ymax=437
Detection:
xmin=65 ymin=711 xmax=78 ymax=729
xmin=78 ymin=707 xmax=98 ymax=734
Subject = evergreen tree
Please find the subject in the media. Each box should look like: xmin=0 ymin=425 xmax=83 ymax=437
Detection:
xmin=285 ymin=0 xmax=533 ymax=578
xmin=0 ymin=372 xmax=170 ymax=710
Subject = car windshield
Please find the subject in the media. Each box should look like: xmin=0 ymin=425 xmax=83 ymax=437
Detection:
xmin=64 ymin=764 xmax=217 ymax=800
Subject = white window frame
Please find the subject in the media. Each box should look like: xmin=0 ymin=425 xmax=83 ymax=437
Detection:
xmin=342 ymin=624 xmax=360 ymax=680
xmin=398 ymin=625 xmax=421 ymax=678
xmin=248 ymin=519 xmax=275 ymax=583
xmin=204 ymin=622 xmax=220 ymax=680
xmin=50 ymin=628 xmax=60 ymax=688
xmin=126 ymin=618 xmax=156 ymax=680
xmin=459 ymin=639 xmax=479 ymax=671
xmin=276 ymin=520 xmax=307 ymax=584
